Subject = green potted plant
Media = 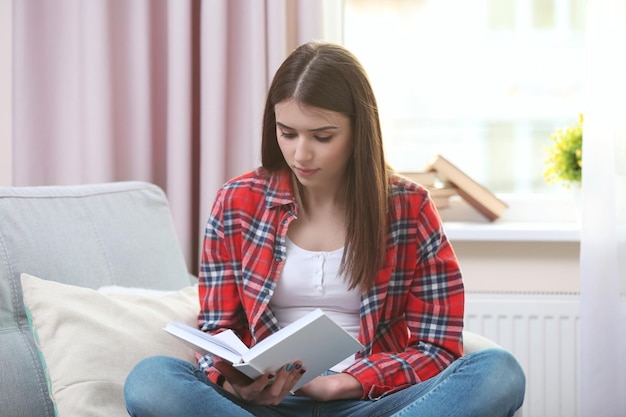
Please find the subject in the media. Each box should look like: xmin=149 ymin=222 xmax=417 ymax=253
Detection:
xmin=543 ymin=114 xmax=583 ymax=188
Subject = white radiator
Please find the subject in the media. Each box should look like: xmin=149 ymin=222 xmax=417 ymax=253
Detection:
xmin=465 ymin=293 xmax=580 ymax=417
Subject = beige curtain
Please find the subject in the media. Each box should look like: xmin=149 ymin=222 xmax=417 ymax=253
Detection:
xmin=13 ymin=0 xmax=326 ymax=272
xmin=579 ymin=0 xmax=626 ymax=415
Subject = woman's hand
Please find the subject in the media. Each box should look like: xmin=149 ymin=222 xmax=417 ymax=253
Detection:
xmin=214 ymin=361 xmax=306 ymax=405
xmin=296 ymin=373 xmax=363 ymax=401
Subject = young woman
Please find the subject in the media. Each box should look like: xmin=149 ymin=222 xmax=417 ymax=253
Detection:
xmin=124 ymin=42 xmax=525 ymax=417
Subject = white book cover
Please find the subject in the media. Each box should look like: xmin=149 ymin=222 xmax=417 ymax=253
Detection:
xmin=164 ymin=308 xmax=363 ymax=391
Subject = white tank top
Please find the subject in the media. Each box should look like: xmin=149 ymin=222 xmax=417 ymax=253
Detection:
xmin=270 ymin=237 xmax=360 ymax=371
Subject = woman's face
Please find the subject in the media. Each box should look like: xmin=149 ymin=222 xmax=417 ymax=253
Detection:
xmin=275 ymin=99 xmax=353 ymax=191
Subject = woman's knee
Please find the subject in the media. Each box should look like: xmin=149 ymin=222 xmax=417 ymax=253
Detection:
xmin=124 ymin=356 xmax=198 ymax=415
xmin=126 ymin=356 xmax=179 ymax=390
xmin=479 ymin=348 xmax=526 ymax=411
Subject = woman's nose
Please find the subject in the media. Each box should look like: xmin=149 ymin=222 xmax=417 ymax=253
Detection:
xmin=294 ymin=137 xmax=312 ymax=161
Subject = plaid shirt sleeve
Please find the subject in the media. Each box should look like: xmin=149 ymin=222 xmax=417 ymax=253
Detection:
xmin=195 ymin=186 xmax=247 ymax=380
xmin=195 ymin=169 xmax=294 ymax=381
xmin=344 ymin=179 xmax=465 ymax=400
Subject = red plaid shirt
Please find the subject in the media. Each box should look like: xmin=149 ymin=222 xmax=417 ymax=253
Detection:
xmin=198 ymin=167 xmax=464 ymax=400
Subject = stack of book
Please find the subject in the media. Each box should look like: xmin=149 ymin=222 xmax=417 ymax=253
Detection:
xmin=400 ymin=154 xmax=508 ymax=221
xmin=400 ymin=170 xmax=458 ymax=210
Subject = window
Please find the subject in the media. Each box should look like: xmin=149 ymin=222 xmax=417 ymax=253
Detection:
xmin=340 ymin=0 xmax=586 ymax=194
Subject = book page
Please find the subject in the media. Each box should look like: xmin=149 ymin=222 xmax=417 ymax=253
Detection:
xmin=212 ymin=329 xmax=250 ymax=354
xmin=164 ymin=322 xmax=248 ymax=364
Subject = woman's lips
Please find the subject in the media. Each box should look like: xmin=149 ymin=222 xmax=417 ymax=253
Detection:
xmin=295 ymin=167 xmax=319 ymax=177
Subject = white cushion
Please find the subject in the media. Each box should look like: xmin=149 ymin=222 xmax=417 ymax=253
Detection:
xmin=20 ymin=273 xmax=199 ymax=417
xmin=463 ymin=330 xmax=501 ymax=354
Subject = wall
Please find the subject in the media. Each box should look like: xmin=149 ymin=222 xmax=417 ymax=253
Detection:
xmin=441 ymin=194 xmax=580 ymax=294
xmin=0 ymin=0 xmax=12 ymax=186
xmin=455 ymin=240 xmax=579 ymax=294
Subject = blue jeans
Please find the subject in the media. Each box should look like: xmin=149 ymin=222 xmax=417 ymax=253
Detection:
xmin=124 ymin=348 xmax=525 ymax=417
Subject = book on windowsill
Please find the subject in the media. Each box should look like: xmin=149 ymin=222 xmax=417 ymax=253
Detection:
xmin=425 ymin=154 xmax=508 ymax=221
xmin=400 ymin=171 xmax=440 ymax=187
xmin=426 ymin=185 xmax=458 ymax=209
xmin=399 ymin=171 xmax=458 ymax=209
xmin=163 ymin=308 xmax=363 ymax=391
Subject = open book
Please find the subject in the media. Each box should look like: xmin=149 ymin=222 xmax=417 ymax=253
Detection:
xmin=164 ymin=308 xmax=363 ymax=391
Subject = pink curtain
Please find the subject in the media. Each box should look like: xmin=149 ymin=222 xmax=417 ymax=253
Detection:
xmin=13 ymin=0 xmax=325 ymax=272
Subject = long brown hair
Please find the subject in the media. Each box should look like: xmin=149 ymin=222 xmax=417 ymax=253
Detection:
xmin=261 ymin=42 xmax=389 ymax=292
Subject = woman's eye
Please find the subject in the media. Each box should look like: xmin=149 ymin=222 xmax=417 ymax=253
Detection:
xmin=315 ymin=135 xmax=332 ymax=143
xmin=280 ymin=131 xmax=297 ymax=139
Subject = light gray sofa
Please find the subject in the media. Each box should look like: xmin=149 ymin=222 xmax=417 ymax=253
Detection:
xmin=0 ymin=180 xmax=502 ymax=417
xmin=0 ymin=181 xmax=193 ymax=417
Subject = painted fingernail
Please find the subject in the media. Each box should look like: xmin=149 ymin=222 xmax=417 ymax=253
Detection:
xmin=268 ymin=373 xmax=275 ymax=380
xmin=299 ymin=369 xmax=306 ymax=375
xmin=285 ymin=363 xmax=293 ymax=372
xmin=295 ymin=364 xmax=302 ymax=370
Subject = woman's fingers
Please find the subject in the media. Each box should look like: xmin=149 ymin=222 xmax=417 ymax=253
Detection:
xmin=265 ymin=362 xmax=306 ymax=400
xmin=239 ymin=361 xmax=307 ymax=405
xmin=213 ymin=361 xmax=253 ymax=386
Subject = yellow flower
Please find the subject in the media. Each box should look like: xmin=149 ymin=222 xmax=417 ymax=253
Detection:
xmin=543 ymin=114 xmax=583 ymax=188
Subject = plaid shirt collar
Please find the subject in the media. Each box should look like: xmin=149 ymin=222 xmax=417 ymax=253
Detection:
xmin=262 ymin=168 xmax=297 ymax=210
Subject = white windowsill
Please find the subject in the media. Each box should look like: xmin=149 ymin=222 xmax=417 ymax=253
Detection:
xmin=443 ymin=221 xmax=580 ymax=242
xmin=439 ymin=193 xmax=581 ymax=242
